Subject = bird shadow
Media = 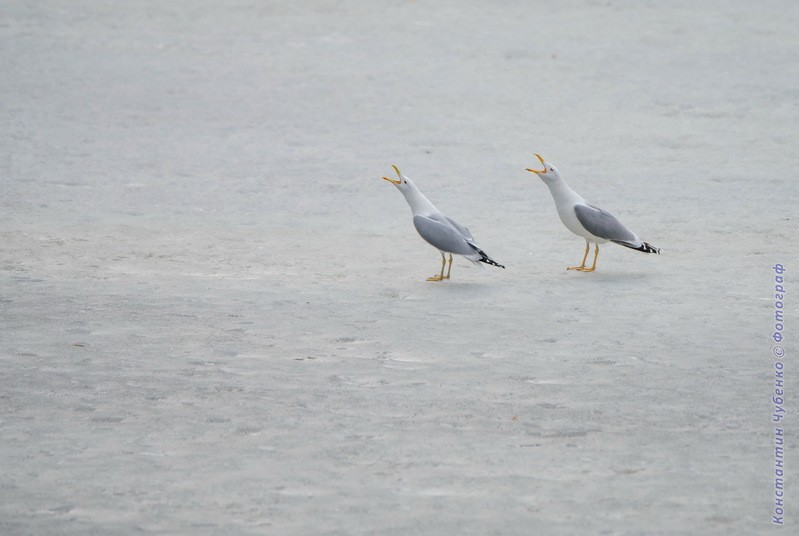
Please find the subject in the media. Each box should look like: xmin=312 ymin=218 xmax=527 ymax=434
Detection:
xmin=563 ymin=269 xmax=651 ymax=284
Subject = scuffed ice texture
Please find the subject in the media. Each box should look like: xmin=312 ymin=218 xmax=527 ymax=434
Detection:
xmin=1 ymin=1 xmax=797 ymax=534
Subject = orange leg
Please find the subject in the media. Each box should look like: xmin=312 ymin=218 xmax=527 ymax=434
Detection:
xmin=427 ymin=253 xmax=447 ymax=281
xmin=581 ymin=245 xmax=599 ymax=272
xmin=567 ymin=242 xmax=590 ymax=271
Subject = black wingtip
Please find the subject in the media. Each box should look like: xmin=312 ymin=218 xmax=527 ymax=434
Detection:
xmin=638 ymin=242 xmax=661 ymax=254
xmin=479 ymin=258 xmax=505 ymax=269
xmin=469 ymin=243 xmax=505 ymax=268
xmin=612 ymin=240 xmax=660 ymax=254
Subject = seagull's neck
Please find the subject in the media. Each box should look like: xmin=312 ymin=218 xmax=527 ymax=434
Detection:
xmin=545 ymin=176 xmax=585 ymax=206
xmin=402 ymin=186 xmax=439 ymax=216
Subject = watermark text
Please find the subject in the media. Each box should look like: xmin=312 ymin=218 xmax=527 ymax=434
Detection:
xmin=771 ymin=263 xmax=787 ymax=525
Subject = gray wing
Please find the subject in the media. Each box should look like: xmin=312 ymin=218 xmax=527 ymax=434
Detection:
xmin=445 ymin=216 xmax=474 ymax=243
xmin=574 ymin=204 xmax=641 ymax=247
xmin=413 ymin=215 xmax=479 ymax=256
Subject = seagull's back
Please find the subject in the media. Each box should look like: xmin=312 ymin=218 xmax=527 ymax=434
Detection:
xmin=412 ymin=213 xmax=478 ymax=257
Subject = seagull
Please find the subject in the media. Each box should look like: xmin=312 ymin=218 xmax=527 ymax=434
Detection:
xmin=525 ymin=154 xmax=660 ymax=272
xmin=383 ymin=165 xmax=505 ymax=281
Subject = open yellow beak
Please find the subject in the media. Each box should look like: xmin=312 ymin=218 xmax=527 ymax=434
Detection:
xmin=382 ymin=164 xmax=402 ymax=185
xmin=525 ymin=154 xmax=547 ymax=175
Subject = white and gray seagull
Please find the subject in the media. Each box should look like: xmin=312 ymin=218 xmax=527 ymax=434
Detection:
xmin=383 ymin=165 xmax=505 ymax=281
xmin=525 ymin=154 xmax=660 ymax=272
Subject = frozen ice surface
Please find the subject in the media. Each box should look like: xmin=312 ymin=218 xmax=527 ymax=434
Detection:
xmin=1 ymin=1 xmax=797 ymax=534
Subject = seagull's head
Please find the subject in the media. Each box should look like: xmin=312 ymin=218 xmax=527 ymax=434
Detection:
xmin=382 ymin=164 xmax=415 ymax=192
xmin=525 ymin=154 xmax=561 ymax=183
